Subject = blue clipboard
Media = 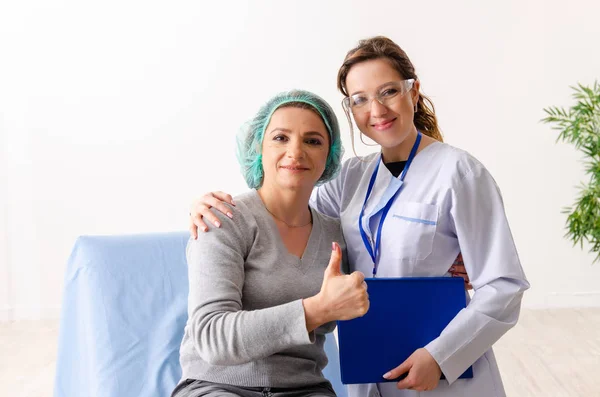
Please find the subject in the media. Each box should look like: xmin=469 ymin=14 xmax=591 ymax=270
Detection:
xmin=336 ymin=277 xmax=473 ymax=384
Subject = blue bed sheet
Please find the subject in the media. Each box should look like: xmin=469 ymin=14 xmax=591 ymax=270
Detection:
xmin=53 ymin=232 xmax=346 ymax=397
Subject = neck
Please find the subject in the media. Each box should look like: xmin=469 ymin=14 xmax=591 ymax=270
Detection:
xmin=381 ymin=126 xmax=435 ymax=163
xmin=381 ymin=127 xmax=419 ymax=163
xmin=257 ymin=184 xmax=312 ymax=227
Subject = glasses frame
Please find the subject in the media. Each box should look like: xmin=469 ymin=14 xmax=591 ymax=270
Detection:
xmin=341 ymin=79 xmax=416 ymax=115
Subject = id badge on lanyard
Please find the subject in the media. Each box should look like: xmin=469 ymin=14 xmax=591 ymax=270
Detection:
xmin=358 ymin=132 xmax=422 ymax=277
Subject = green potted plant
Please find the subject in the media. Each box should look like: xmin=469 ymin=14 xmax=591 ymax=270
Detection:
xmin=542 ymin=81 xmax=600 ymax=261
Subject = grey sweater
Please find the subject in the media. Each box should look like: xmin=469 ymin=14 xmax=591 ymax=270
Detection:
xmin=178 ymin=190 xmax=345 ymax=388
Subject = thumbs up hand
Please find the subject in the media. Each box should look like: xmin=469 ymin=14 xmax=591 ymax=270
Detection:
xmin=320 ymin=242 xmax=370 ymax=320
xmin=303 ymin=242 xmax=370 ymax=331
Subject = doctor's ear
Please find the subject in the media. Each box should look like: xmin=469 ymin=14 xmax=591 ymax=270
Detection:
xmin=411 ymin=80 xmax=421 ymax=112
xmin=412 ymin=79 xmax=421 ymax=91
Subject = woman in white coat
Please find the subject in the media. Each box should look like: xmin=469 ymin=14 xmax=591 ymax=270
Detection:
xmin=189 ymin=36 xmax=529 ymax=397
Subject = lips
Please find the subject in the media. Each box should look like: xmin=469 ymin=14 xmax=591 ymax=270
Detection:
xmin=371 ymin=118 xmax=397 ymax=131
xmin=280 ymin=165 xmax=309 ymax=172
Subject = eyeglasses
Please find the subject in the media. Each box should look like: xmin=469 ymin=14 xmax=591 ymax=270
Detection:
xmin=342 ymin=79 xmax=415 ymax=114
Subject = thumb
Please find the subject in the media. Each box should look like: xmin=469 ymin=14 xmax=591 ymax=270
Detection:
xmin=325 ymin=242 xmax=342 ymax=277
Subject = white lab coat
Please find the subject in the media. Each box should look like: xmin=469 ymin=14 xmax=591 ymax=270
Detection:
xmin=311 ymin=142 xmax=529 ymax=397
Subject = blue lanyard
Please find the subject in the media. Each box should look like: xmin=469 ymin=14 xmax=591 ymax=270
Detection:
xmin=359 ymin=133 xmax=422 ymax=277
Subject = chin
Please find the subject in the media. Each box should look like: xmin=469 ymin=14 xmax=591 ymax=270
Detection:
xmin=368 ymin=128 xmax=410 ymax=147
xmin=371 ymin=136 xmax=404 ymax=149
xmin=277 ymin=179 xmax=315 ymax=191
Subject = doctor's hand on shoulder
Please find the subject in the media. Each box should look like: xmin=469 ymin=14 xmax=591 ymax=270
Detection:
xmin=303 ymin=242 xmax=370 ymax=332
xmin=383 ymin=348 xmax=442 ymax=391
xmin=187 ymin=192 xmax=472 ymax=289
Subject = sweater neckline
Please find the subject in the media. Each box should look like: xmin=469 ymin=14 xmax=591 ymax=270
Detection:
xmin=250 ymin=190 xmax=322 ymax=268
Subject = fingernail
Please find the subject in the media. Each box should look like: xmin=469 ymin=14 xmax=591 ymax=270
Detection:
xmin=332 ymin=242 xmax=336 ymax=251
xmin=383 ymin=372 xmax=392 ymax=379
xmin=214 ymin=221 xmax=221 ymax=227
xmin=202 ymin=227 xmax=208 ymax=233
xmin=231 ymin=199 xmax=236 ymax=206
xmin=450 ymin=267 xmax=455 ymax=272
xmin=227 ymin=212 xmax=233 ymax=219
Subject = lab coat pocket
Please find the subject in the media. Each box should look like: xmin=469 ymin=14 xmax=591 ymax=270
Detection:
xmin=389 ymin=202 xmax=438 ymax=260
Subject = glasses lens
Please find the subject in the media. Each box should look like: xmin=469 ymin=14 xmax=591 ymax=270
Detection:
xmin=342 ymin=97 xmax=351 ymax=109
xmin=347 ymin=80 xmax=414 ymax=114
xmin=350 ymin=94 xmax=368 ymax=108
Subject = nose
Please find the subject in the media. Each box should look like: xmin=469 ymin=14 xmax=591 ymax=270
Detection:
xmin=286 ymin=138 xmax=305 ymax=159
xmin=369 ymin=97 xmax=388 ymax=118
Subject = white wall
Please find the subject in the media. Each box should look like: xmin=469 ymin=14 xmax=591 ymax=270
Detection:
xmin=0 ymin=111 xmax=12 ymax=321
xmin=1 ymin=0 xmax=600 ymax=320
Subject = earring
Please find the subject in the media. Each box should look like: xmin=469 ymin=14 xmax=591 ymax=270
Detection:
xmin=414 ymin=103 xmax=418 ymax=113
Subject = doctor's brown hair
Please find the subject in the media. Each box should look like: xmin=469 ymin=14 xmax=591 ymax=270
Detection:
xmin=337 ymin=36 xmax=443 ymax=143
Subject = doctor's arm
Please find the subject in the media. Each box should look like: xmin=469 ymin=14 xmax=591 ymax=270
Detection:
xmin=187 ymin=184 xmax=340 ymax=239
xmin=188 ymin=188 xmax=471 ymax=284
xmin=424 ymin=167 xmax=530 ymax=384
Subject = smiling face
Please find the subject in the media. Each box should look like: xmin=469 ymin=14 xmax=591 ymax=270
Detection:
xmin=260 ymin=106 xmax=330 ymax=192
xmin=344 ymin=58 xmax=420 ymax=156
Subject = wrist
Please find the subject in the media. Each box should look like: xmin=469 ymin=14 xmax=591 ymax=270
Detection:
xmin=303 ymin=294 xmax=328 ymax=332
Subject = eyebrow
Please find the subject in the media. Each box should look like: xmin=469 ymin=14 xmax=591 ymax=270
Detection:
xmin=268 ymin=127 xmax=291 ymax=135
xmin=350 ymin=81 xmax=397 ymax=96
xmin=304 ymin=131 xmax=327 ymax=139
xmin=268 ymin=128 xmax=327 ymax=139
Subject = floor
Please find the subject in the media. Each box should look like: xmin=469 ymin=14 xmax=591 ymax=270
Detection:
xmin=1 ymin=308 xmax=599 ymax=396
xmin=1 ymin=320 xmax=59 ymax=397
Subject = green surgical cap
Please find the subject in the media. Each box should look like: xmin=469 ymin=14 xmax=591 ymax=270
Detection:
xmin=236 ymin=90 xmax=344 ymax=189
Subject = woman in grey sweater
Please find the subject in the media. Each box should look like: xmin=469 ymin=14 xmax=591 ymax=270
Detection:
xmin=172 ymin=90 xmax=369 ymax=397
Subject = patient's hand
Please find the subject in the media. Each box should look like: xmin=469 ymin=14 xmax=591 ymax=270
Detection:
xmin=303 ymin=242 xmax=369 ymax=331
xmin=189 ymin=191 xmax=235 ymax=239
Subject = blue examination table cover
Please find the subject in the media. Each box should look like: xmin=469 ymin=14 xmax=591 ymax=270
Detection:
xmin=53 ymin=232 xmax=346 ymax=397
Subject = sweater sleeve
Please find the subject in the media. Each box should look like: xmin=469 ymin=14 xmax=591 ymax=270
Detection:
xmin=185 ymin=204 xmax=313 ymax=366
xmin=424 ymin=165 xmax=530 ymax=384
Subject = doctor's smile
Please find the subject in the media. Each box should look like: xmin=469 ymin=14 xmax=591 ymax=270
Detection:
xmin=372 ymin=118 xmax=397 ymax=131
